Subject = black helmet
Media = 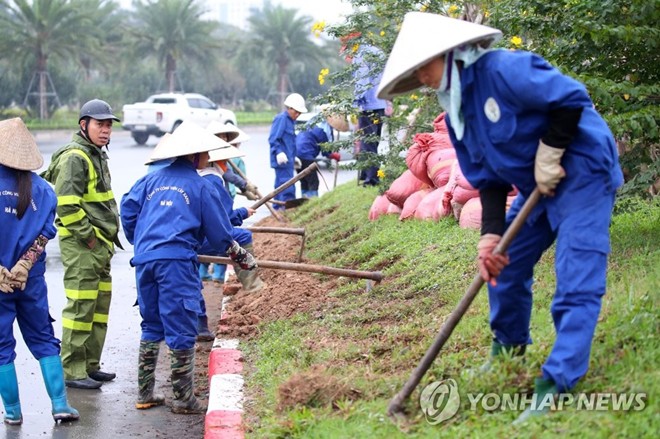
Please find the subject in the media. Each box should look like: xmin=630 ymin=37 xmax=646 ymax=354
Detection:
xmin=79 ymin=99 xmax=120 ymax=123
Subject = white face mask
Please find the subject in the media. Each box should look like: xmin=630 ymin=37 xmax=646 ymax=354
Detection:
xmin=435 ymin=46 xmax=494 ymax=141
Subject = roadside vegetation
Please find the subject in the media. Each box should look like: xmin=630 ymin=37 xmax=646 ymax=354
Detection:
xmin=241 ymin=183 xmax=658 ymax=438
xmin=1 ymin=109 xmax=277 ymax=131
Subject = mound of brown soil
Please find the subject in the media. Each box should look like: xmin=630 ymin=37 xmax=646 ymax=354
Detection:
xmin=277 ymin=365 xmax=360 ymax=412
xmin=215 ymin=216 xmax=339 ymax=338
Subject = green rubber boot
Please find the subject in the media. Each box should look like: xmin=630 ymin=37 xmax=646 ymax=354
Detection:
xmin=170 ymin=348 xmax=206 ymax=414
xmin=478 ymin=339 xmax=527 ymax=374
xmin=136 ymin=341 xmax=165 ymax=410
xmin=513 ymin=377 xmax=558 ymax=425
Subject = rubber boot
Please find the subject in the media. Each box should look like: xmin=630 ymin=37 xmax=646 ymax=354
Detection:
xmin=212 ymin=264 xmax=226 ymax=284
xmin=0 ymin=363 xmax=22 ymax=425
xmin=170 ymin=348 xmax=206 ymax=414
xmin=477 ymin=339 xmax=526 ymax=374
xmin=513 ymin=377 xmax=558 ymax=425
xmin=235 ymin=244 xmax=264 ymax=293
xmin=199 ymin=263 xmax=211 ymax=281
xmin=38 ymin=356 xmax=80 ymax=423
xmin=196 ymin=316 xmax=215 ymax=342
xmin=136 ymin=341 xmax=165 ymax=410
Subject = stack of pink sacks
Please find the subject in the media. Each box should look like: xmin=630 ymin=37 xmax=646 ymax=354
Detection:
xmin=368 ymin=113 xmax=516 ymax=229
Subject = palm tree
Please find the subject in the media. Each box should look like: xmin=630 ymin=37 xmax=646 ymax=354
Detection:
xmin=243 ymin=2 xmax=323 ymax=107
xmin=127 ymin=0 xmax=221 ymax=93
xmin=0 ymin=0 xmax=114 ymax=119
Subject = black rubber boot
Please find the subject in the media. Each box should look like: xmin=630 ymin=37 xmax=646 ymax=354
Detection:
xmin=170 ymin=348 xmax=206 ymax=414
xmin=196 ymin=316 xmax=215 ymax=342
xmin=65 ymin=377 xmax=102 ymax=389
xmin=88 ymin=370 xmax=116 ymax=382
xmin=136 ymin=341 xmax=165 ymax=410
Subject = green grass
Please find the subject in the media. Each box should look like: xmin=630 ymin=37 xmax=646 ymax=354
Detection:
xmin=236 ymin=111 xmax=277 ymax=126
xmin=242 ymin=186 xmax=659 ymax=438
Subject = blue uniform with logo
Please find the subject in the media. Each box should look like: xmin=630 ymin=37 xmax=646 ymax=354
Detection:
xmin=446 ymin=50 xmax=623 ymax=391
xmin=269 ymin=110 xmax=297 ymax=207
xmin=121 ymin=159 xmax=234 ymax=350
xmin=0 ymin=166 xmax=60 ymax=364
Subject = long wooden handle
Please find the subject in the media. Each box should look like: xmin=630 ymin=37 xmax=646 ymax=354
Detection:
xmin=227 ymin=160 xmax=285 ymax=222
xmin=198 ymin=254 xmax=384 ymax=282
xmin=250 ymin=162 xmax=319 ymax=210
xmin=387 ymin=188 xmax=542 ymax=418
xmin=246 ymin=226 xmax=305 ymax=236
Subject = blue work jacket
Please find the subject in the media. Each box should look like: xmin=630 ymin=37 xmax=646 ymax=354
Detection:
xmin=269 ymin=111 xmax=297 ymax=168
xmin=296 ymin=124 xmax=332 ymax=160
xmin=121 ymin=158 xmax=234 ymax=265
xmin=447 ymin=50 xmax=623 ymax=229
xmin=0 ymin=166 xmax=57 ymax=278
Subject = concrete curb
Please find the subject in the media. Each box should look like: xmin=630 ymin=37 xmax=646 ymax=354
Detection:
xmin=205 ymin=316 xmax=244 ymax=438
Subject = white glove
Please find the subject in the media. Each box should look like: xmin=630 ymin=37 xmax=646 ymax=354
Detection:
xmin=535 ymin=141 xmax=566 ymax=196
xmin=276 ymin=152 xmax=288 ymax=165
xmin=294 ymin=157 xmax=302 ymax=170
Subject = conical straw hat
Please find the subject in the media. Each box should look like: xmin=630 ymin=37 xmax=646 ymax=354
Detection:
xmin=377 ymin=12 xmax=502 ymax=99
xmin=144 ymin=133 xmax=174 ymax=165
xmin=147 ymin=120 xmax=230 ymax=163
xmin=229 ymin=126 xmax=250 ymax=145
xmin=207 ymin=120 xmax=240 ymax=143
xmin=0 ymin=118 xmax=43 ymax=170
xmin=326 ymin=113 xmax=349 ymax=132
xmin=208 ymin=145 xmax=245 ymax=162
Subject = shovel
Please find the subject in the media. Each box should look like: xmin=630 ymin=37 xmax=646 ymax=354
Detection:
xmin=387 ymin=188 xmax=542 ymax=420
xmin=250 ymin=162 xmax=318 ymax=210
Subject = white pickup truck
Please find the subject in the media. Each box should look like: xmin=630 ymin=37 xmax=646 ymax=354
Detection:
xmin=121 ymin=93 xmax=237 ymax=144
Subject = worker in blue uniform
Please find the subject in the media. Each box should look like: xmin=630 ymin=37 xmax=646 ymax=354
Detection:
xmin=352 ymin=43 xmax=389 ymax=186
xmin=121 ymin=121 xmax=257 ymax=414
xmin=0 ymin=118 xmax=79 ymax=425
xmin=295 ymin=119 xmax=341 ymax=198
xmin=196 ymin=142 xmax=265 ymax=341
xmin=269 ymin=93 xmax=308 ymax=209
xmin=378 ymin=13 xmax=623 ymax=424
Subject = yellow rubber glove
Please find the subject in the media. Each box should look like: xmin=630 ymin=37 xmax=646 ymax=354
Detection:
xmin=535 ymin=141 xmax=566 ymax=196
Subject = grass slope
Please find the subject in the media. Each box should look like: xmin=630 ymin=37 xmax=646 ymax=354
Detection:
xmin=243 ymin=184 xmax=659 ymax=438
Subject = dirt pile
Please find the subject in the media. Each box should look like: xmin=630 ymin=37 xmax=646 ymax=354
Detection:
xmin=215 ymin=215 xmax=339 ymax=338
xmin=193 ymin=215 xmax=340 ymax=400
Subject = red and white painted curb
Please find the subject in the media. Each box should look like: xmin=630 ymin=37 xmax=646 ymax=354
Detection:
xmin=205 ymin=306 xmax=244 ymax=438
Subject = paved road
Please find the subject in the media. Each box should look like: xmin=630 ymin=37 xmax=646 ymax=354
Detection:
xmin=1 ymin=126 xmax=357 ymax=438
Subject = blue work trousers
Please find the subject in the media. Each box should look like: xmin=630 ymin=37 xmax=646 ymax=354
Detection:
xmin=488 ymin=190 xmax=615 ymax=392
xmin=0 ymin=274 xmax=60 ymax=365
xmin=136 ymin=259 xmax=202 ymax=350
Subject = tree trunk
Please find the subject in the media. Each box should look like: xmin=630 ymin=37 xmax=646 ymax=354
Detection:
xmin=37 ymin=54 xmax=49 ymax=120
xmin=278 ymin=61 xmax=288 ymax=108
xmin=166 ymin=55 xmax=177 ymax=93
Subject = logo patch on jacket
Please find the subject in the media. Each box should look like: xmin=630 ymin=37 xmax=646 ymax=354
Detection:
xmin=484 ymin=97 xmax=501 ymax=123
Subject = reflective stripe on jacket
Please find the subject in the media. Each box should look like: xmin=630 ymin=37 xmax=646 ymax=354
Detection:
xmin=41 ymin=133 xmax=119 ymax=248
